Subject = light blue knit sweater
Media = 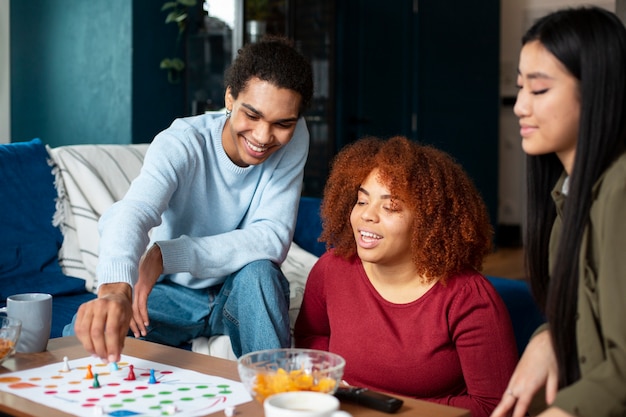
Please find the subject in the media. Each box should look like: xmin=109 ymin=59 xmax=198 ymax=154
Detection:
xmin=97 ymin=113 xmax=309 ymax=289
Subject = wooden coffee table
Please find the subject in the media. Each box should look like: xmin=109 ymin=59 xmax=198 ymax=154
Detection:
xmin=0 ymin=337 xmax=470 ymax=417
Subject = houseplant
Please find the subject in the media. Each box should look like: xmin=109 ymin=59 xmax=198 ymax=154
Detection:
xmin=160 ymin=0 xmax=198 ymax=83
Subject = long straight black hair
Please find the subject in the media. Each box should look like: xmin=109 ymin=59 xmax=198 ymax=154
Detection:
xmin=522 ymin=6 xmax=626 ymax=387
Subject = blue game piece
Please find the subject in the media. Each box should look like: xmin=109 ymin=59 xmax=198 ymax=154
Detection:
xmin=109 ymin=411 xmax=141 ymax=417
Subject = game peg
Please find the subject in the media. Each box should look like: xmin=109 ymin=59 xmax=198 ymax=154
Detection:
xmin=109 ymin=361 xmax=119 ymax=372
xmin=92 ymin=373 xmax=101 ymax=389
xmin=224 ymin=406 xmax=235 ymax=417
xmin=125 ymin=364 xmax=136 ymax=381
xmin=85 ymin=364 xmax=94 ymax=379
xmin=62 ymin=356 xmax=70 ymax=372
xmin=148 ymin=369 xmax=157 ymax=384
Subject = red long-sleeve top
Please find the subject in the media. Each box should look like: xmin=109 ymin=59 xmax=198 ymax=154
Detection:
xmin=294 ymin=251 xmax=518 ymax=417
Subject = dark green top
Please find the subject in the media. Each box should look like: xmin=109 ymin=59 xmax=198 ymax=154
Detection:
xmin=548 ymin=151 xmax=626 ymax=416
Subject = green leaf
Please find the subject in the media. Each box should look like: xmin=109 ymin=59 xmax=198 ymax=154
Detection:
xmin=161 ymin=2 xmax=178 ymax=11
xmin=160 ymin=58 xmax=185 ymax=72
xmin=175 ymin=12 xmax=188 ymax=22
xmin=177 ymin=0 xmax=197 ymax=6
xmin=171 ymin=58 xmax=185 ymax=71
xmin=165 ymin=11 xmax=182 ymax=24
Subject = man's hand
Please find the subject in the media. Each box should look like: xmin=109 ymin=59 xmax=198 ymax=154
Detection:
xmin=131 ymin=244 xmax=164 ymax=338
xmin=491 ymin=329 xmax=558 ymax=417
xmin=74 ymin=283 xmax=132 ymax=363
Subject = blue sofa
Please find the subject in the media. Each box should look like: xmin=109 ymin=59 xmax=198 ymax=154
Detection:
xmin=0 ymin=139 xmax=97 ymax=339
xmin=0 ymin=140 xmax=544 ymax=356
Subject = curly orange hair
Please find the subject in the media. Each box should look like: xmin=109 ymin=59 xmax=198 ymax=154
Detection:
xmin=319 ymin=136 xmax=493 ymax=282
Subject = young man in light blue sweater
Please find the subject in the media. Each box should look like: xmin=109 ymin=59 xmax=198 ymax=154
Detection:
xmin=67 ymin=37 xmax=314 ymax=363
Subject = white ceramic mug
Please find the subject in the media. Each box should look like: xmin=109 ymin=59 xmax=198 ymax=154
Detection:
xmin=264 ymin=391 xmax=352 ymax=417
xmin=0 ymin=293 xmax=52 ymax=353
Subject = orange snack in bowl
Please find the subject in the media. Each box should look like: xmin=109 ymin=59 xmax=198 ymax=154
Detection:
xmin=252 ymin=367 xmax=338 ymax=402
xmin=0 ymin=338 xmax=15 ymax=359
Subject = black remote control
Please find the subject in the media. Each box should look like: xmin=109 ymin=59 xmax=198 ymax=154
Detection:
xmin=334 ymin=386 xmax=404 ymax=413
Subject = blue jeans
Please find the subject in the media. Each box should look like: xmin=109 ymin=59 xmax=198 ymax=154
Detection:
xmin=64 ymin=260 xmax=291 ymax=357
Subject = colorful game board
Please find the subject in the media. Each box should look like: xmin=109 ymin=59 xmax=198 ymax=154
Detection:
xmin=0 ymin=355 xmax=252 ymax=416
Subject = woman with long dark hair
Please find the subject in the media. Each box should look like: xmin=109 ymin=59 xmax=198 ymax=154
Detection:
xmin=491 ymin=6 xmax=626 ymax=417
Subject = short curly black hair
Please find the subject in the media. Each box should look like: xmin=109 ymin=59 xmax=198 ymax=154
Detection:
xmin=320 ymin=136 xmax=493 ymax=282
xmin=224 ymin=36 xmax=314 ymax=116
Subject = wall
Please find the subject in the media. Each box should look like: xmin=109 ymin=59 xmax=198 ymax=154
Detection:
xmin=9 ymin=0 xmax=186 ymax=148
xmin=10 ymin=1 xmax=132 ymax=146
xmin=0 ymin=0 xmax=8 ymax=144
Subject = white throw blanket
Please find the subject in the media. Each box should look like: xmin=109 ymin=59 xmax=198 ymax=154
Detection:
xmin=48 ymin=144 xmax=149 ymax=292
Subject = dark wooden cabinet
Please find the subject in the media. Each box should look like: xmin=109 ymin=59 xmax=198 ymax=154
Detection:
xmin=288 ymin=0 xmax=336 ymax=197
xmin=184 ymin=0 xmax=501 ymax=228
xmin=334 ymin=0 xmax=500 ymax=228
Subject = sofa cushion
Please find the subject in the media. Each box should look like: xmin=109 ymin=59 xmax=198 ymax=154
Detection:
xmin=0 ymin=139 xmax=86 ymax=301
xmin=294 ymin=196 xmax=326 ymax=257
xmin=487 ymin=276 xmax=545 ymax=354
xmin=50 ymin=292 xmax=97 ymax=338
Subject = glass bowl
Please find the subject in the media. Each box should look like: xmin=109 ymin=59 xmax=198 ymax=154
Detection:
xmin=0 ymin=316 xmax=22 ymax=364
xmin=237 ymin=348 xmax=345 ymax=403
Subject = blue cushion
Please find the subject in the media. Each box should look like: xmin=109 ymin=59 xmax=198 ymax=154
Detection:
xmin=487 ymin=276 xmax=545 ymax=355
xmin=0 ymin=139 xmax=86 ymax=301
xmin=50 ymin=292 xmax=97 ymax=338
xmin=294 ymin=196 xmax=325 ymax=257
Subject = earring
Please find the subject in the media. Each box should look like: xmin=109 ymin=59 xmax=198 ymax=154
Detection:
xmin=225 ymin=108 xmax=232 ymax=118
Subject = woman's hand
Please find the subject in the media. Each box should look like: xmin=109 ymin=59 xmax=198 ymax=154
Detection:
xmin=491 ymin=330 xmax=559 ymax=417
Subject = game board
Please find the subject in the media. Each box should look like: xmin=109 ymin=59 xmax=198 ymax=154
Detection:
xmin=0 ymin=354 xmax=252 ymax=416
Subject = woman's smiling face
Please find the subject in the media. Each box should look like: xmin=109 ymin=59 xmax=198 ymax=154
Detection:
xmin=222 ymin=77 xmax=302 ymax=167
xmin=350 ymin=169 xmax=414 ymax=267
xmin=514 ymin=40 xmax=581 ymax=173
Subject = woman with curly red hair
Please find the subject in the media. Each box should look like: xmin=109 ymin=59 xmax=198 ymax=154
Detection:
xmin=294 ymin=136 xmax=518 ymax=417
